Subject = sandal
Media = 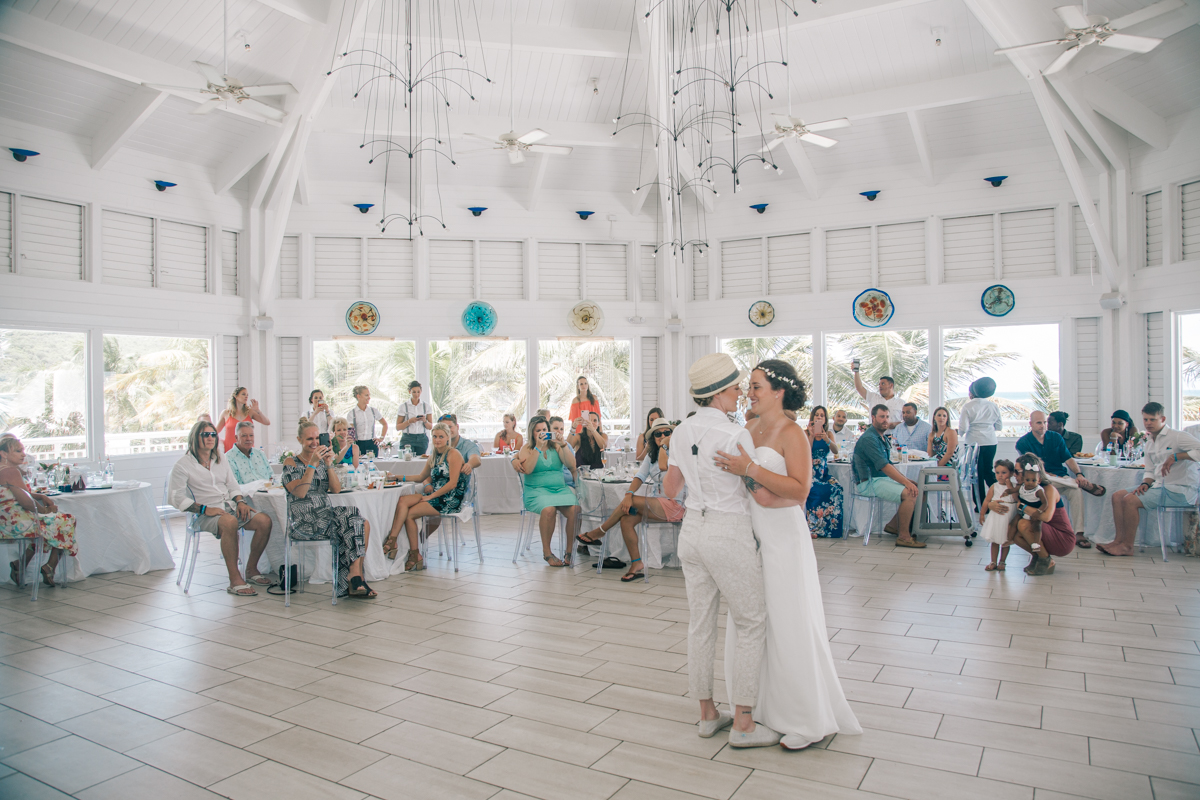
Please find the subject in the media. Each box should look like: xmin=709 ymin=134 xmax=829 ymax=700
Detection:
xmin=348 ymin=576 xmax=377 ymax=598
xmin=984 ymin=562 xmax=998 ymax=571
xmin=576 ymin=529 xmax=606 ymax=546
xmin=226 ymin=584 xmax=257 ymax=596
xmin=245 ymin=573 xmax=275 ymax=586
xmin=384 ymin=535 xmax=400 ymax=560
xmin=1075 ymin=535 xmax=1092 ymax=549
xmin=620 ymin=558 xmax=644 ymax=582
xmin=10 ymin=558 xmax=21 ymax=585
xmin=997 ymin=561 xmax=1006 ymax=571
xmin=404 ymin=549 xmax=425 ymax=571
xmin=1081 ymin=482 xmax=1106 ymax=497
xmin=40 ymin=563 xmax=56 ymax=587
xmin=543 ymin=554 xmax=567 ymax=567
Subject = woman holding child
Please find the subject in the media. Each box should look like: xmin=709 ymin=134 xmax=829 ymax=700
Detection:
xmin=978 ymin=453 xmax=1074 ymax=575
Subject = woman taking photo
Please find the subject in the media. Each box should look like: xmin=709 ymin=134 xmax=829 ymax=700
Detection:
xmin=804 ymin=406 xmax=843 ymax=539
xmin=928 ymin=406 xmax=959 ymax=469
xmin=493 ymin=414 xmax=524 ymax=454
xmin=218 ymin=387 xmax=270 ymax=452
xmin=1 ymin=435 xmax=78 ymax=586
xmin=568 ymin=376 xmax=600 ymax=435
xmin=308 ymin=389 xmax=332 ymax=447
xmin=635 ymin=407 xmax=664 ymax=461
xmin=384 ymin=423 xmax=468 ymax=572
xmin=282 ymin=421 xmax=375 ymax=598
xmin=329 ymin=417 xmax=359 ymax=467
xmin=519 ymin=416 xmax=579 ymax=567
xmin=569 ymin=411 xmax=608 ymax=470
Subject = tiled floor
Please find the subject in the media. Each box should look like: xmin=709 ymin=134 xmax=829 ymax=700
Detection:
xmin=1 ymin=516 xmax=1199 ymax=800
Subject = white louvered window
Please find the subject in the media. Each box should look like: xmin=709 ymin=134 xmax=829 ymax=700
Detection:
xmin=766 ymin=233 xmax=810 ymax=295
xmin=1075 ymin=317 xmax=1100 ymax=440
xmin=314 ymin=237 xmax=360 ymax=298
xmin=102 ymin=210 xmax=154 ymax=288
xmin=0 ymin=192 xmax=11 ymax=273
xmin=1072 ymin=204 xmax=1097 ymax=276
xmin=825 ymin=227 xmax=871 ymax=291
xmin=688 ymin=334 xmax=711 ymax=367
xmin=538 ymin=242 xmax=581 ymax=300
xmin=721 ymin=238 xmax=762 ymax=298
xmin=1146 ymin=312 xmax=1164 ymax=403
xmin=943 ymin=214 xmax=994 ymax=283
xmin=877 ymin=222 xmax=925 ymax=287
xmin=157 ymin=220 xmax=207 ymax=293
xmin=586 ymin=243 xmax=628 ymax=301
xmin=691 ymin=254 xmax=708 ymax=301
xmin=641 ymin=336 xmax=659 ymax=411
xmin=223 ymin=335 xmax=239 ymax=399
xmin=480 ymin=240 xmax=524 ymax=299
xmin=279 ymin=235 xmax=300 ymax=299
xmin=367 ymin=238 xmax=414 ymax=298
xmin=1182 ymin=180 xmax=1200 ymax=261
xmin=278 ymin=337 xmax=301 ymax=434
xmin=1001 ymin=208 xmax=1055 ymax=279
xmin=1145 ymin=191 xmax=1163 ymax=267
xmin=639 ymin=244 xmax=658 ymax=302
xmin=221 ymin=230 xmax=238 ymax=297
xmin=19 ymin=196 xmax=83 ymax=281
xmin=430 ymin=239 xmax=475 ymax=299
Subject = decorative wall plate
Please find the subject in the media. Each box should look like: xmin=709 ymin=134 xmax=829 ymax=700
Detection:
xmin=852 ymin=288 xmax=894 ymax=328
xmin=748 ymin=300 xmax=775 ymax=327
xmin=569 ymin=301 xmax=604 ymax=334
xmin=981 ymin=284 xmax=1015 ymax=317
xmin=346 ymin=301 xmax=380 ymax=335
xmin=461 ymin=301 xmax=498 ymax=336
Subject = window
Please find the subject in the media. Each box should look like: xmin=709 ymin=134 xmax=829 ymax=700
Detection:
xmin=1182 ymin=313 xmax=1200 ymax=426
xmin=312 ymin=340 xmax=416 ymax=427
xmin=430 ymin=240 xmax=475 ymax=299
xmin=538 ymin=340 xmax=631 ymax=434
xmin=429 ymin=340 xmax=527 ymax=441
xmin=20 ymin=196 xmax=84 ymax=282
xmin=314 ymin=237 xmax=360 ymax=298
xmin=0 ymin=328 xmax=88 ymax=461
xmin=942 ymin=324 xmax=1059 ymax=436
xmin=1145 ymin=191 xmax=1163 ymax=267
xmin=825 ymin=331 xmax=930 ymax=420
xmin=719 ymin=336 xmax=812 ymax=416
xmin=103 ymin=334 xmax=210 ymax=455
xmin=539 ymin=242 xmax=580 ymax=300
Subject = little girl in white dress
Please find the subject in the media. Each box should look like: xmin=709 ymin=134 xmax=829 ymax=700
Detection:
xmin=979 ymin=460 xmax=1017 ymax=571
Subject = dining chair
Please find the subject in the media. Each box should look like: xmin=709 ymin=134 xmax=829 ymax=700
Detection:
xmin=282 ymin=501 xmax=339 ymax=606
xmin=2 ymin=513 xmax=66 ymax=601
xmin=176 ymin=489 xmax=250 ymax=594
xmin=157 ymin=482 xmax=184 ymax=551
xmin=1136 ymin=491 xmax=1198 ymax=563
xmin=425 ymin=474 xmax=484 ymax=572
xmin=510 ymin=471 xmax=569 ymax=565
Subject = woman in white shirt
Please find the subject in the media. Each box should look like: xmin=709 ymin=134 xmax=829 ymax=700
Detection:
xmin=395 ymin=381 xmax=432 ymax=456
xmin=308 ymin=389 xmax=332 ymax=447
xmin=957 ymin=377 xmax=1003 ymax=504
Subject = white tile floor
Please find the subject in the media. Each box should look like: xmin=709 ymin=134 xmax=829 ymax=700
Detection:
xmin=1 ymin=516 xmax=1198 ymax=800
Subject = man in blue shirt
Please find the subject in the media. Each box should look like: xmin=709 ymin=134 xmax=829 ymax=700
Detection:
xmin=226 ymin=421 xmax=273 ymax=485
xmin=1016 ymin=411 xmax=1104 ymax=546
xmin=891 ymin=403 xmax=933 ymax=451
xmin=852 ymin=405 xmax=923 ymax=547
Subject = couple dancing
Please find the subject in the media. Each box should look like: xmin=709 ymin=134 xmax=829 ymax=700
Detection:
xmin=664 ymin=354 xmax=861 ymax=750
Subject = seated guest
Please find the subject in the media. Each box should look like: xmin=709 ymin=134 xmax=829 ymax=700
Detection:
xmin=169 ymin=420 xmax=274 ymax=595
xmin=0 ymin=434 xmax=78 ymax=587
xmin=283 ymin=421 xmax=374 ymax=597
xmin=891 ymin=403 xmax=932 ymax=451
xmin=635 ymin=407 xmax=665 ymax=461
xmin=330 ymin=417 xmax=360 ymax=467
xmin=928 ymin=407 xmax=959 ymax=470
xmin=1098 ymin=410 xmax=1137 ymax=453
xmin=1099 ymin=402 xmax=1200 ymax=557
xmin=1017 ymin=411 xmax=1104 ymax=549
xmin=493 ymin=413 xmax=524 ymax=453
xmin=1010 ymin=454 xmax=1075 ymax=574
xmin=1047 ymin=410 xmax=1083 ymax=456
xmin=395 ymin=381 xmax=432 ymax=456
xmin=227 ymin=421 xmax=273 ymax=484
xmin=805 ymin=407 xmax=844 ymax=539
xmin=518 ymin=416 xmax=579 ymax=567
xmin=550 ymin=416 xmax=578 ymax=487
xmin=440 ymin=414 xmax=481 ymax=474
xmin=830 ymin=409 xmax=855 ymax=449
xmin=852 ymin=405 xmax=923 ymax=547
xmin=807 ymin=405 xmax=839 ymax=457
xmin=385 ymin=423 xmax=468 ymax=571
xmin=569 ymin=411 xmax=608 ymax=470
xmin=346 ymin=385 xmax=386 ymax=458
xmin=577 ymin=419 xmax=684 ymax=581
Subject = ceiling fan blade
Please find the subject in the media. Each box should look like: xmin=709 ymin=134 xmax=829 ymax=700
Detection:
xmin=194 ymin=61 xmax=226 ymax=85
xmin=1111 ymin=0 xmax=1184 ymax=31
xmin=1043 ymin=44 xmax=1084 ymax=74
xmin=236 ymin=98 xmax=286 ymax=120
xmin=508 ymin=149 xmax=525 ymax=165
xmin=242 ymin=83 xmax=297 ymax=97
xmin=761 ymin=137 xmax=787 ymax=152
xmin=994 ymin=39 xmax=1068 ymax=54
xmin=1098 ymin=33 xmax=1163 ymax=53
xmin=799 ymin=132 xmax=838 ymax=148
xmin=528 ymin=144 xmax=572 ymax=155
xmin=806 ymin=117 xmax=851 ymax=132
xmin=1054 ymin=5 xmax=1091 ymax=30
xmin=462 ymin=132 xmax=499 ymax=144
xmin=190 ymin=98 xmax=223 ymax=115
xmin=516 ymin=128 xmax=549 ymax=145
xmin=145 ymin=82 xmax=207 ymax=94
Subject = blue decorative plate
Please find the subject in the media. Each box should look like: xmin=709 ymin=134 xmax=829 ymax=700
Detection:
xmin=461 ymin=301 xmax=498 ymax=336
xmin=346 ymin=301 xmax=379 ymax=335
xmin=981 ymin=284 xmax=1015 ymax=317
xmin=852 ymin=288 xmax=894 ymax=328
xmin=748 ymin=300 xmax=774 ymax=327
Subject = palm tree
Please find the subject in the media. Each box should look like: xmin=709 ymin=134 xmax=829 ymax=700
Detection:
xmin=538 ymin=340 xmax=631 ymax=424
xmin=428 ymin=340 xmax=527 ymax=422
xmin=103 ymin=336 xmax=211 ymax=435
xmin=1031 ymin=361 xmax=1059 ymax=413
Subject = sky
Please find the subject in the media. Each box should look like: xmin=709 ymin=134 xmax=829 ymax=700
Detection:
xmin=944 ymin=323 xmax=1059 ymax=397
xmin=1183 ymin=312 xmax=1200 ymax=393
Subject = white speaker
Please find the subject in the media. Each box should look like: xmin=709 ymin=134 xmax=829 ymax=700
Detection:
xmin=253 ymin=315 xmax=274 ymax=331
xmin=1099 ymin=292 xmax=1125 ymax=310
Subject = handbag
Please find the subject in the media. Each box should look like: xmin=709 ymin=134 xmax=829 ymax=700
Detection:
xmin=267 ymin=564 xmax=299 ymax=595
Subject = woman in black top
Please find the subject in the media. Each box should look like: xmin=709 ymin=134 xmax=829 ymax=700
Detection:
xmin=569 ymin=411 xmax=608 ymax=469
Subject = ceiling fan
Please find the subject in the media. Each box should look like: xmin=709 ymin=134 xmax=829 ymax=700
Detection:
xmin=760 ymin=115 xmax=851 ymax=151
xmin=994 ymin=0 xmax=1184 ymax=75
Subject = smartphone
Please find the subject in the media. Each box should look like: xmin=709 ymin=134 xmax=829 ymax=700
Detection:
xmin=541 ymin=431 xmax=554 ymax=441
xmin=851 ymin=358 xmax=860 ymax=371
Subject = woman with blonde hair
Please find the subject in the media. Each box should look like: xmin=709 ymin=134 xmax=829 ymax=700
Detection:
xmin=385 ymin=423 xmax=468 ymax=571
xmin=329 ymin=417 xmax=360 ymax=467
xmin=493 ymin=413 xmax=524 ymax=453
xmin=1 ymin=435 xmax=78 ymax=586
xmin=217 ymin=386 xmax=270 ymax=452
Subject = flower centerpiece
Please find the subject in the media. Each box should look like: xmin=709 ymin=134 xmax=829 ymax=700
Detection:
xmin=276 ymin=450 xmax=296 ymax=464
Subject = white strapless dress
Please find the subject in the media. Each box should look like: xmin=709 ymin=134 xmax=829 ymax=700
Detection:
xmin=724 ymin=446 xmax=862 ymax=746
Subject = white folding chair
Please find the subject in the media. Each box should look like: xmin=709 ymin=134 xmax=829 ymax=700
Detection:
xmin=282 ymin=501 xmax=339 ymax=606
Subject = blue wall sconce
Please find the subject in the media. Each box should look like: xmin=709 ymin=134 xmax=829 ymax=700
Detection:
xmin=576 ymin=211 xmax=595 ymax=220
xmin=749 ymin=203 xmax=768 ymax=214
xmin=984 ymin=176 xmax=1008 ymax=187
xmin=9 ymin=148 xmax=39 ymax=162
xmin=860 ymin=190 xmax=880 ymax=201
xmin=353 ymin=203 xmax=374 ymax=214
xmin=154 ymin=180 xmax=176 ymax=192
xmin=468 ymin=207 xmax=487 ymax=217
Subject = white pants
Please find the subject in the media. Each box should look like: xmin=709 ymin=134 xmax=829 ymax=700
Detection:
xmin=1045 ymin=474 xmax=1084 ymax=532
xmin=677 ymin=510 xmax=767 ymax=708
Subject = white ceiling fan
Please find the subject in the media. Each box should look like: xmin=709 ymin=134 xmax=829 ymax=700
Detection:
xmin=994 ymin=0 xmax=1184 ymax=75
xmin=760 ymin=115 xmax=851 ymax=151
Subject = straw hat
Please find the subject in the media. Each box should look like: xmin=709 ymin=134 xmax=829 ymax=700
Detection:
xmin=648 ymin=418 xmax=673 ymax=433
xmin=688 ymin=353 xmax=747 ymax=398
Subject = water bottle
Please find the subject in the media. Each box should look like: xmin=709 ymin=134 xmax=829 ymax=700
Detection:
xmin=403 ymin=445 xmax=413 ymax=462
xmin=900 ymin=445 xmax=909 ymax=464
xmin=1107 ymin=441 xmax=1117 ymax=467
xmin=103 ymin=458 xmax=115 ymax=485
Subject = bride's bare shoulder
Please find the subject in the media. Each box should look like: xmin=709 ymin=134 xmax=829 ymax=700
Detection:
xmin=776 ymin=421 xmax=808 ymax=447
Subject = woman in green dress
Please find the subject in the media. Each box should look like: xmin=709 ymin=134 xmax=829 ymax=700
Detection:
xmin=517 ymin=416 xmax=579 ymax=567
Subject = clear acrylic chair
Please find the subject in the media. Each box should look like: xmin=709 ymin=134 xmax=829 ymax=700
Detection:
xmin=157 ymin=482 xmax=184 ymax=551
xmin=3 ymin=516 xmax=67 ymax=601
xmin=511 ymin=472 xmax=570 ymax=564
xmin=1137 ymin=492 xmax=1197 ymax=563
xmin=424 ymin=475 xmax=484 ymax=572
xmin=282 ymin=501 xmax=339 ymax=606
xmin=175 ymin=489 xmax=250 ymax=594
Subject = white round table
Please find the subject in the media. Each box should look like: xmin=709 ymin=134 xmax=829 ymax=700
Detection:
xmin=1078 ymin=463 xmax=1188 ymax=547
xmin=576 ymin=476 xmax=679 ymax=569
xmin=48 ymin=481 xmax=175 ymax=581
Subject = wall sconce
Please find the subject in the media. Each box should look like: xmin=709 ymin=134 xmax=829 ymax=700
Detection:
xmin=468 ymin=207 xmax=487 ymax=217
xmin=860 ymin=190 xmax=881 ymax=201
xmin=9 ymin=148 xmax=39 ymax=162
xmin=749 ymin=203 xmax=768 ymax=214
xmin=984 ymin=176 xmax=1008 ymax=187
xmin=154 ymin=180 xmax=177 ymax=192
xmin=576 ymin=211 xmax=595 ymax=220
xmin=353 ymin=203 xmax=374 ymax=214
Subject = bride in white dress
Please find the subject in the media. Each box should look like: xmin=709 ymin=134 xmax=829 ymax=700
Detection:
xmin=715 ymin=360 xmax=862 ymax=750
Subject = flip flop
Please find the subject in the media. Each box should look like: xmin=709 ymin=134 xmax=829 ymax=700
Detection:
xmin=543 ymin=555 xmax=567 ymax=567
xmin=1075 ymin=535 xmax=1092 ymax=549
xmin=576 ymin=529 xmax=606 ymax=546
xmin=1081 ymin=483 xmax=1106 ymax=497
xmin=226 ymin=584 xmax=257 ymax=596
xmin=245 ymin=574 xmax=275 ymax=586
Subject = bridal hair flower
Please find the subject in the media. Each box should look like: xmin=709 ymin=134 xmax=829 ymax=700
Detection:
xmin=758 ymin=366 xmax=799 ymax=391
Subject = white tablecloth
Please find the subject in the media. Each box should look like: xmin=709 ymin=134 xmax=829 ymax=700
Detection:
xmin=828 ymin=461 xmax=933 ymax=535
xmin=575 ymin=477 xmax=679 ymax=569
xmin=1079 ymin=463 xmax=1189 ymax=548
xmin=49 ymin=482 xmax=175 ymax=581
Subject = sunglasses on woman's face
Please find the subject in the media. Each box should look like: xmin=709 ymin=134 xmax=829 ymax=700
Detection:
xmin=653 ymin=430 xmax=672 ymax=439
xmin=200 ymin=432 xmax=218 ymax=439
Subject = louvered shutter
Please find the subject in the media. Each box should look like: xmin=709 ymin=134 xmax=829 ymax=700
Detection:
xmin=877 ymin=222 xmax=925 ymax=287
xmin=278 ymin=337 xmax=301 ymax=432
xmin=1182 ymin=181 xmax=1200 ymax=261
xmin=0 ymin=192 xmax=11 ymax=273
xmin=688 ymin=335 xmax=712 ymax=367
xmin=825 ymin=227 xmax=871 ymax=291
xmin=158 ymin=220 xmax=207 ymax=293
xmin=1075 ymin=317 xmax=1100 ymax=442
xmin=1146 ymin=312 xmax=1164 ymax=403
xmin=314 ymin=237 xmax=360 ymax=298
xmin=19 ymin=196 xmax=83 ymax=281
xmin=943 ymin=214 xmax=994 ymax=283
xmin=691 ymin=254 xmax=708 ymax=301
xmin=102 ymin=210 xmax=154 ymax=288
xmin=766 ymin=233 xmax=810 ymax=295
xmin=538 ymin=242 xmax=580 ymax=300
xmin=222 ymin=335 xmax=239 ymax=399
xmin=641 ymin=336 xmax=659 ymax=412
xmin=1145 ymin=191 xmax=1163 ymax=267
xmin=279 ymin=235 xmax=300 ymax=299
xmin=367 ymin=238 xmax=414 ymax=298
xmin=221 ymin=230 xmax=238 ymax=296
xmin=1000 ymin=208 xmax=1055 ymax=278
xmin=721 ymin=238 xmax=762 ymax=298
xmin=480 ymin=240 xmax=524 ymax=299
xmin=639 ymin=245 xmax=658 ymax=302
xmin=1072 ymin=204 xmax=1097 ymax=276
xmin=586 ymin=243 xmax=627 ymax=300
xmin=430 ymin=239 xmax=475 ymax=299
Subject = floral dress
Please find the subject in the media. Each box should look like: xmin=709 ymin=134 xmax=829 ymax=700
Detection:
xmin=427 ymin=451 xmax=468 ymax=514
xmin=283 ymin=461 xmax=366 ymax=597
xmin=931 ymin=430 xmax=959 ymax=470
xmin=0 ymin=483 xmax=78 ymax=555
xmin=806 ymin=438 xmax=844 ymax=538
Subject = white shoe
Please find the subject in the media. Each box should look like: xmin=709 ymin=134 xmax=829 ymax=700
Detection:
xmin=729 ymin=723 xmax=781 ymax=748
xmin=780 ymin=734 xmax=814 ymax=751
xmin=697 ymin=711 xmax=733 ymax=738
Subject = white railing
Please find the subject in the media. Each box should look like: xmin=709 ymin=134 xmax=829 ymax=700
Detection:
xmin=17 ymin=430 xmax=191 ymax=461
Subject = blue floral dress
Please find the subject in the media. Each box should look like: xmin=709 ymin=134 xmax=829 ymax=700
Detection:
xmin=427 ymin=451 xmax=468 ymax=514
xmin=806 ymin=438 xmax=844 ymax=538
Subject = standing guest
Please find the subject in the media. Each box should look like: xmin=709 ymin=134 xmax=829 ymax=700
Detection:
xmin=853 ymin=405 xmax=923 ymax=547
xmin=518 ymin=416 xmax=579 ymax=567
xmin=198 ymin=413 xmax=213 ymax=425
xmin=568 ymin=376 xmax=601 ymax=435
xmin=385 ymin=423 xmax=468 ymax=570
xmin=226 ymin=421 xmax=273 ymax=484
xmin=218 ymin=387 xmax=271 ymax=452
xmin=928 ymin=407 xmax=959 ymax=470
xmin=979 ymin=459 xmax=1018 ymax=571
xmin=283 ymin=421 xmax=375 ymax=597
xmin=493 ymin=414 xmax=524 ymax=454
xmin=535 ymin=408 xmax=551 ymax=419
xmin=395 ymin=381 xmax=433 ymax=456
xmin=0 ymin=435 xmax=78 ymax=587
xmin=1016 ymin=411 xmax=1105 ymax=547
xmin=347 ymin=385 xmax=387 ymax=458
xmin=852 ymin=366 xmax=904 ymax=430
xmin=1009 ymin=454 xmax=1074 ymax=574
xmin=330 ymin=417 xmax=360 ymax=467
xmin=1099 ymin=402 xmax=1200 ymax=557
xmin=830 ymin=409 xmax=855 ymax=450
xmin=1048 ymin=410 xmax=1084 ymax=456
xmin=569 ymin=411 xmax=609 ymax=470
xmin=169 ymin=420 xmax=274 ymax=595
xmin=308 ymin=390 xmax=332 ymax=447
xmin=1098 ymin=410 xmax=1137 ymax=453
xmin=891 ymin=404 xmax=932 ymax=451
xmin=635 ymin=407 xmax=665 ymax=461
xmin=958 ymin=377 xmax=1003 ymax=502
xmin=805 ymin=406 xmax=844 ymax=539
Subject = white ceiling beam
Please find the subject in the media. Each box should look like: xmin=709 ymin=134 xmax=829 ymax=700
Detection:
xmin=89 ymin=85 xmax=168 ymax=170
xmin=214 ymin=127 xmax=279 ymax=194
xmin=906 ymin=109 xmax=935 ymax=186
xmin=1074 ymin=0 xmax=1200 ymax=76
xmin=630 ymin=147 xmax=659 ymax=215
xmin=1046 ymin=88 xmax=1108 ymax=171
xmin=1079 ymin=75 xmax=1170 ymax=151
xmin=524 ymin=153 xmax=552 ymax=212
xmin=367 ymin=24 xmax=642 ymax=60
xmin=296 ymin=159 xmax=312 ymax=205
xmin=778 ymin=139 xmax=820 ymax=201
xmin=1048 ymin=76 xmax=1129 ymax=172
xmin=255 ymin=0 xmax=329 ymax=26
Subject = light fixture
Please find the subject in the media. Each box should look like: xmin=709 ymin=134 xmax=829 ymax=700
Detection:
xmin=749 ymin=203 xmax=768 ymax=214
xmin=9 ymin=148 xmax=39 ymax=162
xmin=589 ymin=77 xmax=599 ymax=96
xmin=467 ymin=206 xmax=487 ymax=217
xmin=984 ymin=175 xmax=1008 ymax=187
xmin=353 ymin=203 xmax=374 ymax=214
xmin=860 ymin=190 xmax=881 ymax=201
xmin=576 ymin=211 xmax=595 ymax=220
xmin=154 ymin=180 xmax=176 ymax=192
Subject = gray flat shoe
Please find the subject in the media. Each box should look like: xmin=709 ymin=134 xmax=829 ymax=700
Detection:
xmin=697 ymin=711 xmax=733 ymax=738
xmin=729 ymin=723 xmax=781 ymax=748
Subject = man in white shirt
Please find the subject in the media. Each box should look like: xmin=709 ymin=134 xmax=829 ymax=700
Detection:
xmin=891 ymin=403 xmax=932 ymax=451
xmin=395 ymin=381 xmax=433 ymax=456
xmin=1101 ymin=402 xmax=1200 ymax=557
xmin=168 ymin=420 xmax=274 ymax=595
xmin=226 ymin=421 xmax=274 ymax=485
xmin=347 ymin=385 xmax=387 ymax=458
xmin=831 ymin=409 xmax=856 ymax=449
xmin=663 ymin=353 xmax=777 ymax=749
xmin=853 ymin=367 xmax=904 ymax=430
